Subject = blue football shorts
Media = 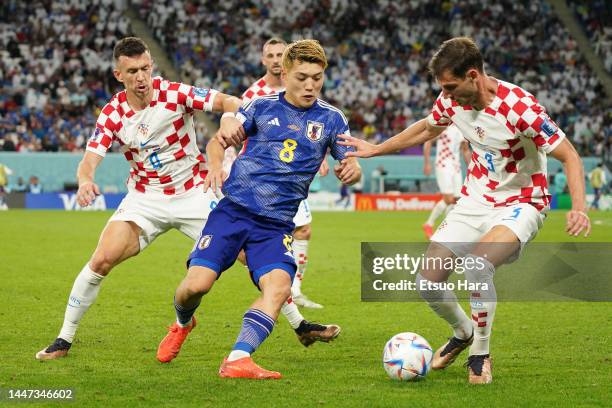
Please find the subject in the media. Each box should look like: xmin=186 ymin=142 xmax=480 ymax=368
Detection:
xmin=187 ymin=197 xmax=297 ymax=286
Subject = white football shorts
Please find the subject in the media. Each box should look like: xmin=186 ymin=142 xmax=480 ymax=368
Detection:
xmin=293 ymin=199 xmax=312 ymax=228
xmin=435 ymin=165 xmax=463 ymax=196
xmin=431 ymin=196 xmax=545 ymax=260
xmin=108 ymin=187 xmax=219 ymax=250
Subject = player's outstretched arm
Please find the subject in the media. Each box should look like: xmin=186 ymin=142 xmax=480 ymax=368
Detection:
xmin=337 ymin=119 xmax=443 ymax=158
xmin=76 ymin=151 xmax=103 ymax=207
xmin=204 ymin=136 xmax=227 ymax=194
xmin=549 ymin=138 xmax=591 ymax=237
xmin=212 ymin=93 xmax=245 ymax=148
xmin=334 ymin=157 xmax=362 ymax=185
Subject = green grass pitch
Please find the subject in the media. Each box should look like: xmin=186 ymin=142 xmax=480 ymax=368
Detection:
xmin=0 ymin=210 xmax=610 ymax=407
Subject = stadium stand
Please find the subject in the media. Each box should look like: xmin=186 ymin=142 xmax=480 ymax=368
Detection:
xmin=1 ymin=0 xmax=609 ymax=161
xmin=0 ymin=0 xmax=131 ymax=153
xmin=568 ymin=0 xmax=611 ymax=74
xmin=136 ymin=0 xmax=609 ymax=159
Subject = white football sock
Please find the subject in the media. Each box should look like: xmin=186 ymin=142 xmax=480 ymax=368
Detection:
xmin=291 ymin=239 xmax=309 ymax=296
xmin=416 ymin=273 xmax=472 ymax=340
xmin=425 ymin=200 xmax=448 ymax=226
xmin=462 ymin=254 xmax=497 ymax=355
xmin=227 ymin=350 xmax=250 ymax=362
xmin=281 ymin=297 xmax=304 ymax=329
xmin=58 ymin=264 xmax=105 ymax=343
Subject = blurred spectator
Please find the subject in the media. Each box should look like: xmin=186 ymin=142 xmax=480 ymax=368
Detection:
xmin=371 ymin=164 xmax=388 ymax=192
xmin=553 ymin=168 xmax=568 ymax=195
xmin=9 ymin=176 xmax=28 ymax=192
xmin=336 ymin=183 xmax=351 ymax=208
xmin=589 ymin=162 xmax=607 ymax=210
xmin=0 ymin=162 xmax=11 ymax=209
xmin=28 ymin=175 xmax=42 ymax=194
xmin=0 ymin=162 xmax=12 ymax=190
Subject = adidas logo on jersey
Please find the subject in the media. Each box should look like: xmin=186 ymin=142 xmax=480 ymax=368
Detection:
xmin=267 ymin=118 xmax=280 ymax=126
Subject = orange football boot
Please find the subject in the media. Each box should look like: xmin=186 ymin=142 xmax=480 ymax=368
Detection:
xmin=219 ymin=357 xmax=282 ymax=379
xmin=156 ymin=317 xmax=196 ymax=363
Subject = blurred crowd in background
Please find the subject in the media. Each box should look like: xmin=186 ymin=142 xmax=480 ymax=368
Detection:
xmin=1 ymin=0 xmax=610 ymax=161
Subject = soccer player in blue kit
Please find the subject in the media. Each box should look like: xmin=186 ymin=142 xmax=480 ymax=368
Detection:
xmin=156 ymin=39 xmax=362 ymax=379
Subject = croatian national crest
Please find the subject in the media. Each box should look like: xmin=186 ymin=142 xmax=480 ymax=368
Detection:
xmin=306 ymin=121 xmax=324 ymax=141
xmin=137 ymin=123 xmax=149 ymax=138
xmin=475 ymin=126 xmax=485 ymax=141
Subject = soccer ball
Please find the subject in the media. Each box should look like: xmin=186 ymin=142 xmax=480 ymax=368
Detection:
xmin=383 ymin=332 xmax=433 ymax=381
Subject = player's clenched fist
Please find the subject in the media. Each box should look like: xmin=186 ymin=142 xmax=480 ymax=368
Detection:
xmin=334 ymin=158 xmax=361 ymax=185
xmin=76 ymin=181 xmax=100 ymax=207
xmin=217 ymin=113 xmax=245 ymax=148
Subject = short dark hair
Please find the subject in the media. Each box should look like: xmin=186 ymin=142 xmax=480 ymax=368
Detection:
xmin=263 ymin=37 xmax=287 ymax=52
xmin=113 ymin=37 xmax=149 ymax=61
xmin=428 ymin=37 xmax=484 ymax=79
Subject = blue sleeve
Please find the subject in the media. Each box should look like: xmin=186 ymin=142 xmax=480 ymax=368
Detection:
xmin=329 ymin=112 xmax=354 ymax=160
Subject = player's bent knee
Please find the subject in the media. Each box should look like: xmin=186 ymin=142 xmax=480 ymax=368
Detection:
xmin=183 ymin=279 xmax=213 ymax=298
xmin=461 ymin=254 xmax=494 ymax=283
xmin=261 ymin=279 xmax=291 ymax=305
xmin=267 ymin=285 xmax=291 ymax=306
xmin=184 ymin=266 xmax=217 ymax=296
xmin=89 ymin=251 xmax=122 ymax=275
xmin=419 ymin=242 xmax=455 ymax=282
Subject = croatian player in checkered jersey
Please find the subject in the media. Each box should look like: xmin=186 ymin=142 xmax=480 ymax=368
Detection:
xmin=35 ymin=37 xmax=333 ymax=361
xmin=242 ymin=37 xmax=327 ymax=309
xmin=339 ymin=37 xmax=590 ymax=384
xmin=422 ymin=124 xmax=471 ymax=239
xmin=156 ymin=40 xmax=361 ymax=379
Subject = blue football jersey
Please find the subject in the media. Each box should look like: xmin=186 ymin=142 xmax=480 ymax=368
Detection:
xmin=222 ymin=91 xmax=352 ymax=222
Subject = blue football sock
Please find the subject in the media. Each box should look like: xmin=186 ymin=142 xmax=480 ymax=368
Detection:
xmin=232 ymin=309 xmax=275 ymax=354
xmin=174 ymin=297 xmax=200 ymax=326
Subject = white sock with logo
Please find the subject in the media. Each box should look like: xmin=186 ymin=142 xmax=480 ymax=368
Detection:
xmin=281 ymin=298 xmax=304 ymax=329
xmin=58 ymin=264 xmax=105 ymax=343
xmin=291 ymin=239 xmax=309 ymax=297
xmin=463 ymin=254 xmax=497 ymax=355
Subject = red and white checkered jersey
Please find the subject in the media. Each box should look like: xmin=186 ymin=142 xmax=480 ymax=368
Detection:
xmin=427 ymin=79 xmax=565 ymax=211
xmin=87 ymin=77 xmax=218 ymax=195
xmin=241 ymin=77 xmax=283 ymax=104
xmin=435 ymin=125 xmax=463 ymax=172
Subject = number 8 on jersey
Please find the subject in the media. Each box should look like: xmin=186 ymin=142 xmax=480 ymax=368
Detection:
xmin=279 ymin=139 xmax=298 ymax=163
